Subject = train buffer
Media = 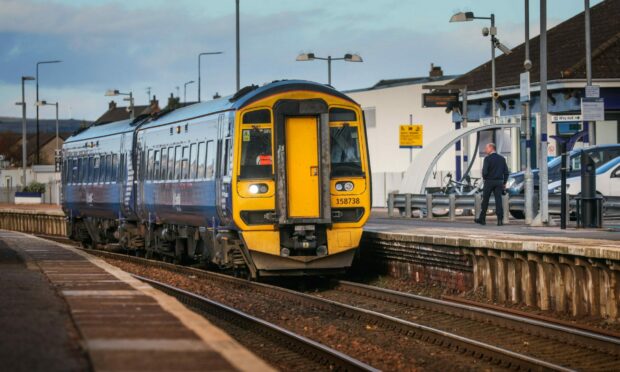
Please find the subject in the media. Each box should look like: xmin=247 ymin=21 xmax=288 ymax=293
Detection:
xmin=0 ymin=230 xmax=273 ymax=372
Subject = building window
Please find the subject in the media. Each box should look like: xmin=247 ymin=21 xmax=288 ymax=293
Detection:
xmin=363 ymin=107 xmax=376 ymax=128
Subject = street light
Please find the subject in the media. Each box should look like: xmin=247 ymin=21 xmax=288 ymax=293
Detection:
xmin=16 ymin=76 xmax=35 ymax=188
xmin=183 ymin=81 xmax=195 ymax=104
xmin=198 ymin=52 xmax=223 ymax=102
xmin=105 ymin=89 xmax=135 ymax=119
xmin=296 ymin=52 xmax=363 ymax=86
xmin=450 ymin=12 xmax=512 ymax=123
xmin=37 ymin=100 xmax=60 ymax=152
xmin=36 ymin=60 xmax=62 ymax=164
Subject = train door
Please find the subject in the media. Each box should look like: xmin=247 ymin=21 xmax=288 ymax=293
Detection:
xmin=285 ymin=117 xmax=320 ymax=218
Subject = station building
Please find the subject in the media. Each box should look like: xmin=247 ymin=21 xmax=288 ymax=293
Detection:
xmin=346 ymin=66 xmax=459 ymax=206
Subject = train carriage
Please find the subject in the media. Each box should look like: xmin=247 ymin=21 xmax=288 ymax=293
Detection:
xmin=62 ymin=80 xmax=371 ymax=278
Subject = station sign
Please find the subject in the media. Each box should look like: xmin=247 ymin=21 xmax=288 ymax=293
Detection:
xmin=399 ymin=125 xmax=423 ymax=148
xmin=422 ymin=92 xmax=459 ymax=108
xmin=551 ymin=114 xmax=582 ymax=122
xmin=480 ymin=115 xmax=521 ymax=126
xmin=581 ymin=98 xmax=605 ymax=121
xmin=519 ymin=71 xmax=530 ymax=102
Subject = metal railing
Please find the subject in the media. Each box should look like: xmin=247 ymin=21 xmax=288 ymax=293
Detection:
xmin=387 ymin=193 xmax=620 ymax=222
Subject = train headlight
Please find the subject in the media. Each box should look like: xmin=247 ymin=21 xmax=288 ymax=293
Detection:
xmin=249 ymin=183 xmax=268 ymax=194
xmin=335 ymin=181 xmax=355 ymax=192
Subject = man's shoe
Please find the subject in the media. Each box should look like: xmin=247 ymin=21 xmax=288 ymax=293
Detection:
xmin=475 ymin=218 xmax=486 ymax=226
xmin=497 ymin=220 xmax=504 ymax=226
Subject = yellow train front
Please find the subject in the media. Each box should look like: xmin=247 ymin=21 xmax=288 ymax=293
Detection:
xmin=229 ymin=80 xmax=371 ymax=277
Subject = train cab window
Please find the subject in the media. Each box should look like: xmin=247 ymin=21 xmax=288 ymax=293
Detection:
xmin=330 ymin=124 xmax=363 ymax=177
xmin=206 ymin=141 xmax=215 ymax=179
xmin=189 ymin=143 xmax=197 ymax=179
xmin=197 ymin=142 xmax=206 ymax=178
xmin=329 ymin=108 xmax=357 ymax=122
xmin=240 ymin=127 xmax=272 ymax=179
xmin=243 ymin=109 xmax=271 ymax=124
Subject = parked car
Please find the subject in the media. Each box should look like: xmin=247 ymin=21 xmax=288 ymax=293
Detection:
xmin=548 ymin=156 xmax=620 ymax=197
xmin=506 ymin=144 xmax=620 ymax=219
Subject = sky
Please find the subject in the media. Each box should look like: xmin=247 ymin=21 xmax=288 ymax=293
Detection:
xmin=0 ymin=0 xmax=603 ymax=121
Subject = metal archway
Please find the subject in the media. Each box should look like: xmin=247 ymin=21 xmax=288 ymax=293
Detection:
xmin=400 ymin=123 xmax=520 ymax=194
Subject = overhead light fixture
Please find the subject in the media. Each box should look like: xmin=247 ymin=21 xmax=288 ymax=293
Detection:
xmin=450 ymin=11 xmax=475 ymax=22
xmin=344 ymin=53 xmax=363 ymax=62
xmin=296 ymin=53 xmax=316 ymax=61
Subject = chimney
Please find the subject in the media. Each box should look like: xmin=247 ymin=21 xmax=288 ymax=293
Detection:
xmin=149 ymin=95 xmax=160 ymax=115
xmin=429 ymin=63 xmax=443 ymax=77
xmin=213 ymin=92 xmax=221 ymax=99
xmin=108 ymin=100 xmax=117 ymax=110
xmin=167 ymin=93 xmax=181 ymax=110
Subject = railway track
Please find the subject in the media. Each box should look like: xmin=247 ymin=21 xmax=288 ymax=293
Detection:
xmin=78 ymin=248 xmax=586 ymax=371
xmin=136 ymin=275 xmax=377 ymax=372
xmin=313 ymin=280 xmax=620 ymax=371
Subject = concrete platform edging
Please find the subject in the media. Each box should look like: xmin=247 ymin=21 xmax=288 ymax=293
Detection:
xmin=362 ymin=230 xmax=620 ymax=320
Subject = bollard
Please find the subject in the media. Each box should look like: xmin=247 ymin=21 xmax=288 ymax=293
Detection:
xmin=449 ymin=194 xmax=456 ymax=221
xmin=387 ymin=193 xmax=395 ymax=218
xmin=502 ymin=193 xmax=510 ymax=225
xmin=426 ymin=194 xmax=433 ymax=220
xmin=474 ymin=193 xmax=482 ymax=220
xmin=405 ymin=194 xmax=412 ymax=218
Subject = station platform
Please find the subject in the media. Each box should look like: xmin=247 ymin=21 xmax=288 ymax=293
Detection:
xmin=0 ymin=230 xmax=273 ymax=372
xmin=368 ymin=210 xmax=620 ymax=260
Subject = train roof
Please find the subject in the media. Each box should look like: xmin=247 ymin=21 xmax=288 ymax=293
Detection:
xmin=66 ymin=80 xmax=358 ymax=141
xmin=64 ymin=118 xmax=134 ymax=144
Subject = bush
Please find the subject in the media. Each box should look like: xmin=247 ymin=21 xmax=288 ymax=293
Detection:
xmin=23 ymin=181 xmax=46 ymax=194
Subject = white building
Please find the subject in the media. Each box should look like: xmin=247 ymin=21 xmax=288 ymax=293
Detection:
xmin=346 ymin=66 xmax=461 ymax=207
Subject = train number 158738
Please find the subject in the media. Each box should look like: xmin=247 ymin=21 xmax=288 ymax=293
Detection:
xmin=334 ymin=197 xmax=360 ymax=205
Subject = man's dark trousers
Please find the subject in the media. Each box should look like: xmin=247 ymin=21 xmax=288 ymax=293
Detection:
xmin=479 ymin=180 xmax=504 ymax=223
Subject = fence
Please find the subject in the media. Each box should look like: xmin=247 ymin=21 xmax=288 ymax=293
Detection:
xmin=0 ymin=180 xmax=61 ymax=205
xmin=0 ymin=209 xmax=66 ymax=236
xmin=387 ymin=193 xmax=620 ymax=222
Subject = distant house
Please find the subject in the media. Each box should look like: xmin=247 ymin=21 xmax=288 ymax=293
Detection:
xmin=0 ymin=133 xmax=67 ymax=168
xmin=94 ymin=96 xmax=161 ymax=125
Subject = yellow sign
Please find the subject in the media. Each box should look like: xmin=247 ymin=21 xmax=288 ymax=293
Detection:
xmin=399 ymin=125 xmax=423 ymax=148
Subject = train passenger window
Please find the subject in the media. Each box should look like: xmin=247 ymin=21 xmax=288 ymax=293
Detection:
xmin=146 ymin=149 xmax=153 ymax=181
xmin=242 ymin=109 xmax=271 ymax=124
xmin=181 ymin=146 xmax=189 ymax=179
xmin=72 ymin=159 xmax=78 ymax=183
xmin=111 ymin=155 xmax=117 ymax=183
xmin=93 ymin=156 xmax=100 ymax=183
xmin=206 ymin=141 xmax=215 ymax=179
xmin=174 ymin=146 xmax=182 ymax=180
xmin=119 ymin=154 xmax=125 ymax=182
xmin=85 ymin=157 xmax=92 ymax=183
xmin=239 ymin=127 xmax=272 ymax=179
xmin=153 ymin=150 xmax=160 ymax=180
xmin=197 ymin=142 xmax=206 ymax=179
xmin=160 ymin=148 xmax=168 ymax=181
xmin=329 ymin=107 xmax=357 ymax=122
xmin=223 ymin=138 xmax=232 ymax=176
xmin=82 ymin=157 xmax=89 ymax=183
xmin=330 ymin=125 xmax=363 ymax=177
xmin=100 ymin=156 xmax=107 ymax=183
xmin=168 ymin=147 xmax=175 ymax=180
xmin=76 ymin=158 xmax=82 ymax=183
xmin=189 ymin=143 xmax=197 ymax=179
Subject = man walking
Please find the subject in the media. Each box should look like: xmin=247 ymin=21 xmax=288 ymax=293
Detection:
xmin=475 ymin=143 xmax=509 ymax=226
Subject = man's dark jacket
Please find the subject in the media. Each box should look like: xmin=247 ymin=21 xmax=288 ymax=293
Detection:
xmin=482 ymin=152 xmax=510 ymax=183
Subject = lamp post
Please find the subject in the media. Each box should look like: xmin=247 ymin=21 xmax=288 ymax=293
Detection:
xmin=105 ymin=89 xmax=135 ymax=119
xmin=296 ymin=53 xmax=363 ymax=86
xmin=37 ymin=100 xmax=60 ymax=151
xmin=183 ymin=81 xmax=195 ymax=104
xmin=450 ymin=12 xmax=511 ymax=123
xmin=17 ymin=76 xmax=35 ymax=188
xmin=36 ymin=60 xmax=62 ymax=164
xmin=198 ymin=52 xmax=223 ymax=102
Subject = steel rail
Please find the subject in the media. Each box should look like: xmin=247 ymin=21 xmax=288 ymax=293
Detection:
xmin=135 ymin=275 xmax=377 ymax=372
xmin=334 ymin=280 xmax=620 ymax=356
xmin=82 ymin=249 xmax=572 ymax=371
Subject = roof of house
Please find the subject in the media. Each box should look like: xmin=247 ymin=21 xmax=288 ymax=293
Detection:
xmin=345 ymin=75 xmax=458 ymax=93
xmin=93 ymin=105 xmax=150 ymax=125
xmin=449 ymin=0 xmax=620 ymax=92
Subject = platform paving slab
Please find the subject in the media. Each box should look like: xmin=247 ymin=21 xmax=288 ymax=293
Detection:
xmin=0 ymin=230 xmax=274 ymax=372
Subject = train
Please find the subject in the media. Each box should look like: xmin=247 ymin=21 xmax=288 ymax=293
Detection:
xmin=61 ymin=80 xmax=371 ymax=278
